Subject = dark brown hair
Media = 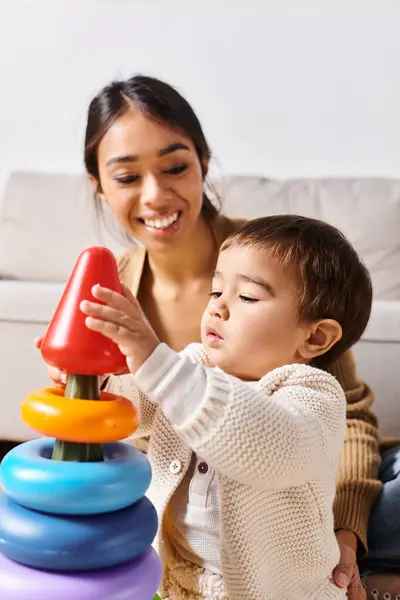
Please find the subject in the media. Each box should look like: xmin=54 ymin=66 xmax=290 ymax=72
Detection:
xmin=84 ymin=74 xmax=219 ymax=222
xmin=221 ymin=214 xmax=372 ymax=368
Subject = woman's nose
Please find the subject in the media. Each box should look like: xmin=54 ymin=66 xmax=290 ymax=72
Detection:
xmin=141 ymin=173 xmax=167 ymax=207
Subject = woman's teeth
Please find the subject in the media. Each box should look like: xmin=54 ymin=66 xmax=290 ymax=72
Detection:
xmin=142 ymin=212 xmax=179 ymax=230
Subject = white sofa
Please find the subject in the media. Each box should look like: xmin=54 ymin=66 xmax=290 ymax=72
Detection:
xmin=0 ymin=172 xmax=399 ymax=441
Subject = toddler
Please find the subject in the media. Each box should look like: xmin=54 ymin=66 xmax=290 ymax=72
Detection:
xmin=81 ymin=214 xmax=372 ymax=600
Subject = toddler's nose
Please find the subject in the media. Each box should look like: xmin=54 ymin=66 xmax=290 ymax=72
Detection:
xmin=209 ymin=298 xmax=229 ymax=320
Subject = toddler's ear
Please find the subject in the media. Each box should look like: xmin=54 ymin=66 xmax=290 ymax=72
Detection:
xmin=299 ymin=319 xmax=342 ymax=362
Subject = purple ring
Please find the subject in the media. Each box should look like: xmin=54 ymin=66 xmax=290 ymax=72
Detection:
xmin=0 ymin=547 xmax=162 ymax=600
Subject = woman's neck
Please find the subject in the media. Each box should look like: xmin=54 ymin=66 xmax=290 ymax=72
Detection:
xmin=146 ymin=217 xmax=217 ymax=288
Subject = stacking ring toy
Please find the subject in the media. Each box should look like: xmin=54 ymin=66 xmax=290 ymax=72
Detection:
xmin=0 ymin=494 xmax=158 ymax=571
xmin=22 ymin=388 xmax=139 ymax=442
xmin=1 ymin=439 xmax=152 ymax=515
xmin=0 ymin=247 xmax=161 ymax=597
xmin=0 ymin=547 xmax=162 ymax=600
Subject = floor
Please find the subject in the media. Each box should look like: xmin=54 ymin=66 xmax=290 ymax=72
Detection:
xmin=0 ymin=441 xmax=19 ymax=461
xmin=0 ymin=441 xmax=20 ymax=491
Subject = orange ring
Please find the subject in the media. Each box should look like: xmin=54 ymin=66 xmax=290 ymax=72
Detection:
xmin=21 ymin=388 xmax=139 ymax=443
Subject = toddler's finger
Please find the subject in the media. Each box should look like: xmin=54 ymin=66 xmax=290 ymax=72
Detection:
xmin=121 ymin=284 xmax=140 ymax=307
xmin=92 ymin=284 xmax=141 ymax=316
xmin=80 ymin=299 xmax=135 ymax=332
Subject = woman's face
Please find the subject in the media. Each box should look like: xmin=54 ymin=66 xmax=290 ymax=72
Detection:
xmin=94 ymin=106 xmax=206 ymax=251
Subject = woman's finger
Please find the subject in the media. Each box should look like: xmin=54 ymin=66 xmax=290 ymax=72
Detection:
xmin=332 ymin=543 xmax=356 ymax=591
xmin=47 ymin=366 xmax=67 ymax=387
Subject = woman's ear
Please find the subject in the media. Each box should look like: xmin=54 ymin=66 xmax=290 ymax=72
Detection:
xmin=299 ymin=319 xmax=342 ymax=362
xmin=202 ymin=154 xmax=210 ymax=178
xmin=88 ymin=174 xmax=105 ymax=201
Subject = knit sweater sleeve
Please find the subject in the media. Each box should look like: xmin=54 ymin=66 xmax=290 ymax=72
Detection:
xmin=106 ymin=373 xmax=157 ymax=439
xmin=328 ymin=350 xmax=382 ymax=556
xmin=133 ymin=343 xmax=346 ymax=490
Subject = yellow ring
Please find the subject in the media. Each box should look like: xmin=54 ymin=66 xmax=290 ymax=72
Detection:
xmin=21 ymin=388 xmax=139 ymax=443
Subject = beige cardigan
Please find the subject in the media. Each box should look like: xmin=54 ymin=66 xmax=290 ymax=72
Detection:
xmin=108 ymin=342 xmax=347 ymax=599
xmin=117 ymin=215 xmax=382 ymax=556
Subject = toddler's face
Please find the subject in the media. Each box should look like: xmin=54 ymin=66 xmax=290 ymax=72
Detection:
xmin=201 ymin=245 xmax=310 ymax=380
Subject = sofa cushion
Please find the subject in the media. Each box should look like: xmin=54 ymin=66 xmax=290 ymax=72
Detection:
xmin=1 ymin=171 xmax=400 ymax=301
xmin=214 ymin=176 xmax=400 ymax=301
xmin=362 ymin=300 xmax=400 ymax=343
xmin=0 ymin=171 xmax=127 ymax=283
xmin=0 ymin=280 xmax=65 ymax=323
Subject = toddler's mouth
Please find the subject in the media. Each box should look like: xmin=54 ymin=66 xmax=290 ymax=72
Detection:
xmin=206 ymin=326 xmax=224 ymax=346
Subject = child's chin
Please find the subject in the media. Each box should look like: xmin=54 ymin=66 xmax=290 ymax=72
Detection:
xmin=206 ymin=348 xmax=232 ymax=372
xmin=205 ymin=346 xmax=222 ymax=365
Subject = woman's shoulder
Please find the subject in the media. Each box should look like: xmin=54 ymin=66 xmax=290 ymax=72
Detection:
xmin=117 ymin=244 xmax=146 ymax=292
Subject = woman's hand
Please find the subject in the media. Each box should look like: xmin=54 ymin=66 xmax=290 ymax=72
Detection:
xmin=333 ymin=529 xmax=366 ymax=600
xmin=34 ymin=333 xmax=126 ymax=386
xmin=34 ymin=336 xmax=67 ymax=387
xmin=80 ymin=284 xmax=160 ymax=374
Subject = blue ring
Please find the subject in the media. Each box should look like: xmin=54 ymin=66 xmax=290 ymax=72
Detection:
xmin=0 ymin=494 xmax=159 ymax=572
xmin=0 ymin=439 xmax=151 ymax=515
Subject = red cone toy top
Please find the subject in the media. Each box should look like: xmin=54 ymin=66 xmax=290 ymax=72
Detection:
xmin=41 ymin=247 xmax=127 ymax=376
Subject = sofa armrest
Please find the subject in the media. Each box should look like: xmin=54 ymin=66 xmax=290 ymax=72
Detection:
xmin=362 ymin=300 xmax=400 ymax=343
xmin=0 ymin=280 xmax=65 ymax=323
xmin=354 ymin=300 xmax=400 ymax=437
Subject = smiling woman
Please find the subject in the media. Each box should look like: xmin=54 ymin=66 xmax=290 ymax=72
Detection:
xmin=84 ymin=76 xmax=218 ymax=251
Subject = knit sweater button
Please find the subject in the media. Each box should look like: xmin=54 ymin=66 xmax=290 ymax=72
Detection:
xmin=169 ymin=460 xmax=182 ymax=474
xmin=198 ymin=461 xmax=208 ymax=474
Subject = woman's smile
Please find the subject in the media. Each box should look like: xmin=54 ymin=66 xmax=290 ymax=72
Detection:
xmin=138 ymin=210 xmax=182 ymax=236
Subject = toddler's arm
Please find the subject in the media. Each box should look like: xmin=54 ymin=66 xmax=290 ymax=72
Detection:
xmin=134 ymin=343 xmax=346 ymax=489
xmin=105 ymin=373 xmax=157 ymax=440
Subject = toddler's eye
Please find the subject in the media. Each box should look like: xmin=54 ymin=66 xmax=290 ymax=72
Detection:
xmin=240 ymin=295 xmax=258 ymax=303
xmin=209 ymin=291 xmax=222 ymax=299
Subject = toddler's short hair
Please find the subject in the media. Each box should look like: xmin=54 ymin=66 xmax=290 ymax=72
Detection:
xmin=221 ymin=215 xmax=372 ymax=368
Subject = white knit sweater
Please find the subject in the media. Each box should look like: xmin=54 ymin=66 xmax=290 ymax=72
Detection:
xmin=108 ymin=343 xmax=347 ymax=600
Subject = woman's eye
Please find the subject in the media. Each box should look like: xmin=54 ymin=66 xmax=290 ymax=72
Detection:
xmin=115 ymin=175 xmax=140 ymax=184
xmin=209 ymin=291 xmax=222 ymax=299
xmin=164 ymin=164 xmax=188 ymax=176
xmin=240 ymin=295 xmax=258 ymax=303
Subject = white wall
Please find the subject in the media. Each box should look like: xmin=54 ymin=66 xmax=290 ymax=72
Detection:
xmin=0 ymin=0 xmax=399 ymax=203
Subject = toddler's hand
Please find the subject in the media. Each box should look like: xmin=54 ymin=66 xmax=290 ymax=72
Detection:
xmin=80 ymin=284 xmax=159 ymax=374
